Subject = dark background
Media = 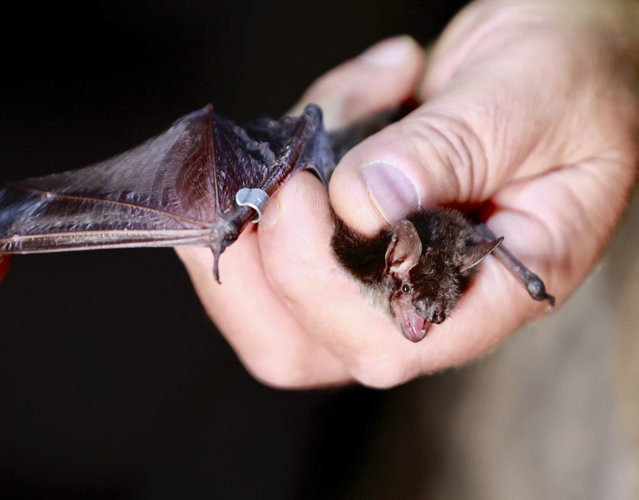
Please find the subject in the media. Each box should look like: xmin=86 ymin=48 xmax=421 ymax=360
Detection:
xmin=0 ymin=1 xmax=469 ymax=498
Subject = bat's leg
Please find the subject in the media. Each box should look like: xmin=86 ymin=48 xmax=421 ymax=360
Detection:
xmin=473 ymin=224 xmax=555 ymax=307
xmin=210 ymin=190 xmax=269 ymax=284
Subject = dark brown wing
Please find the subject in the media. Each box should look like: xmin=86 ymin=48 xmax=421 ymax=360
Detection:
xmin=0 ymin=106 xmax=221 ymax=252
xmin=0 ymin=104 xmax=333 ymax=279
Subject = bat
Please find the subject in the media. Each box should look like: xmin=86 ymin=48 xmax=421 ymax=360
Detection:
xmin=0 ymin=103 xmax=554 ymax=341
xmin=333 ymin=210 xmax=553 ymax=342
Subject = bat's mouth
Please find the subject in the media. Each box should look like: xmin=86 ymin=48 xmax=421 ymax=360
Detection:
xmin=399 ymin=313 xmax=430 ymax=343
xmin=390 ymin=290 xmax=431 ymax=342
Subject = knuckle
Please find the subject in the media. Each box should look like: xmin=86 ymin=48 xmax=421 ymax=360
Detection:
xmin=242 ymin=344 xmax=316 ymax=389
xmin=401 ymin=112 xmax=489 ymax=201
xmin=347 ymin=351 xmax=419 ymax=389
xmin=303 ymin=63 xmax=353 ymax=100
xmin=263 ymin=265 xmax=309 ymax=310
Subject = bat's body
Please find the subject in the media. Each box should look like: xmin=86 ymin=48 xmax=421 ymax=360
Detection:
xmin=333 ymin=210 xmax=552 ymax=342
xmin=0 ymin=104 xmax=553 ymax=341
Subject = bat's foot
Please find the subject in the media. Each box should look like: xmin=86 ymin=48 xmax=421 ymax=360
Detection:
xmin=526 ymin=273 xmax=555 ymax=307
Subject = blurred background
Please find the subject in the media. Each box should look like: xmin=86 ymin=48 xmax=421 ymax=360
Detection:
xmin=1 ymin=1 xmax=638 ymax=498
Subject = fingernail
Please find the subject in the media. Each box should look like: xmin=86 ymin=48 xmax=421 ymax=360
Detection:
xmin=359 ymin=36 xmax=414 ymax=67
xmin=361 ymin=162 xmax=419 ymax=222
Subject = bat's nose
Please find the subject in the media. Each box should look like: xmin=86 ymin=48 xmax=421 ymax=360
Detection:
xmin=426 ymin=305 xmax=445 ymax=324
xmin=413 ymin=298 xmax=445 ymax=324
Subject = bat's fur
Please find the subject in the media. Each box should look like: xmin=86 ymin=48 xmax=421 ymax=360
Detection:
xmin=332 ymin=209 xmax=485 ymax=338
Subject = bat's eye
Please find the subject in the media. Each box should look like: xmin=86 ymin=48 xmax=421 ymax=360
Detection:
xmin=402 ymin=284 xmax=411 ymax=293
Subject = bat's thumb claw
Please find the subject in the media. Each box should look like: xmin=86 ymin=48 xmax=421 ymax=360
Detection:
xmin=211 ymin=246 xmax=222 ymax=284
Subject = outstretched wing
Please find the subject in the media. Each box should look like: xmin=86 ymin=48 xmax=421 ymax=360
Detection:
xmin=0 ymin=106 xmax=222 ymax=253
xmin=0 ymin=104 xmax=333 ymax=279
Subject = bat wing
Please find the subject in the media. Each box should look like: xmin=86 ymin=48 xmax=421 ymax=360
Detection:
xmin=0 ymin=104 xmax=334 ymax=279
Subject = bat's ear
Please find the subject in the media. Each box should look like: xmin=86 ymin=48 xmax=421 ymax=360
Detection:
xmin=385 ymin=221 xmax=422 ymax=280
xmin=460 ymin=237 xmax=503 ymax=272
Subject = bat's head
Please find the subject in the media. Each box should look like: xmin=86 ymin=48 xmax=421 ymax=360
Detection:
xmin=384 ymin=219 xmax=501 ymax=342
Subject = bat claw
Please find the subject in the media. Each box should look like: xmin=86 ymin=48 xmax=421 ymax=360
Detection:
xmin=545 ymin=294 xmax=556 ymax=308
xmin=526 ymin=274 xmax=555 ymax=307
xmin=209 ymin=243 xmax=223 ymax=284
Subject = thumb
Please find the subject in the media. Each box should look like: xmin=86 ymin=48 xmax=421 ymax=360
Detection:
xmin=290 ymin=35 xmax=425 ymax=129
xmin=329 ymin=30 xmax=580 ymax=234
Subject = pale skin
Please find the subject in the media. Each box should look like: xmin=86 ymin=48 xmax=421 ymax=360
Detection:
xmin=177 ymin=0 xmax=639 ymax=388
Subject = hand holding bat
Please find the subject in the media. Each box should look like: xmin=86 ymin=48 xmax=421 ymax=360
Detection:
xmin=178 ymin=1 xmax=639 ymax=387
xmin=2 ymin=0 xmax=637 ymax=389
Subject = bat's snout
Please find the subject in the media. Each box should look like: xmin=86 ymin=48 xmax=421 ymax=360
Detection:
xmin=399 ymin=312 xmax=431 ymax=343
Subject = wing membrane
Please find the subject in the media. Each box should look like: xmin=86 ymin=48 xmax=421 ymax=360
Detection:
xmin=0 ymin=106 xmax=223 ymax=253
xmin=0 ymin=104 xmax=333 ymax=275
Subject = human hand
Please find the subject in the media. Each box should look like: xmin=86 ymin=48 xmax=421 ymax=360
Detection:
xmin=177 ymin=0 xmax=639 ymax=388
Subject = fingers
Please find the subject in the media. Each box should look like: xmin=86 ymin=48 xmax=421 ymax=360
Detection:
xmin=328 ymin=5 xmax=638 ymax=235
xmin=178 ymin=31 xmax=561 ymax=387
xmin=290 ymin=36 xmax=425 ymax=129
xmin=328 ymin=54 xmax=555 ymax=234
xmin=175 ymin=239 xmax=352 ymax=388
xmin=258 ymin=172 xmax=428 ymax=387
xmin=174 ymin=38 xmax=430 ymax=388
xmin=178 ymin=18 xmax=639 ymax=388
xmin=174 ymin=38 xmax=429 ymax=388
xmin=257 ymin=172 xmax=537 ymax=386
xmin=320 ymin=2 xmax=638 ymax=368
xmin=489 ymin=154 xmax=637 ymax=299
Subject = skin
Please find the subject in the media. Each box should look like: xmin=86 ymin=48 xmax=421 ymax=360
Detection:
xmin=177 ymin=0 xmax=639 ymax=389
